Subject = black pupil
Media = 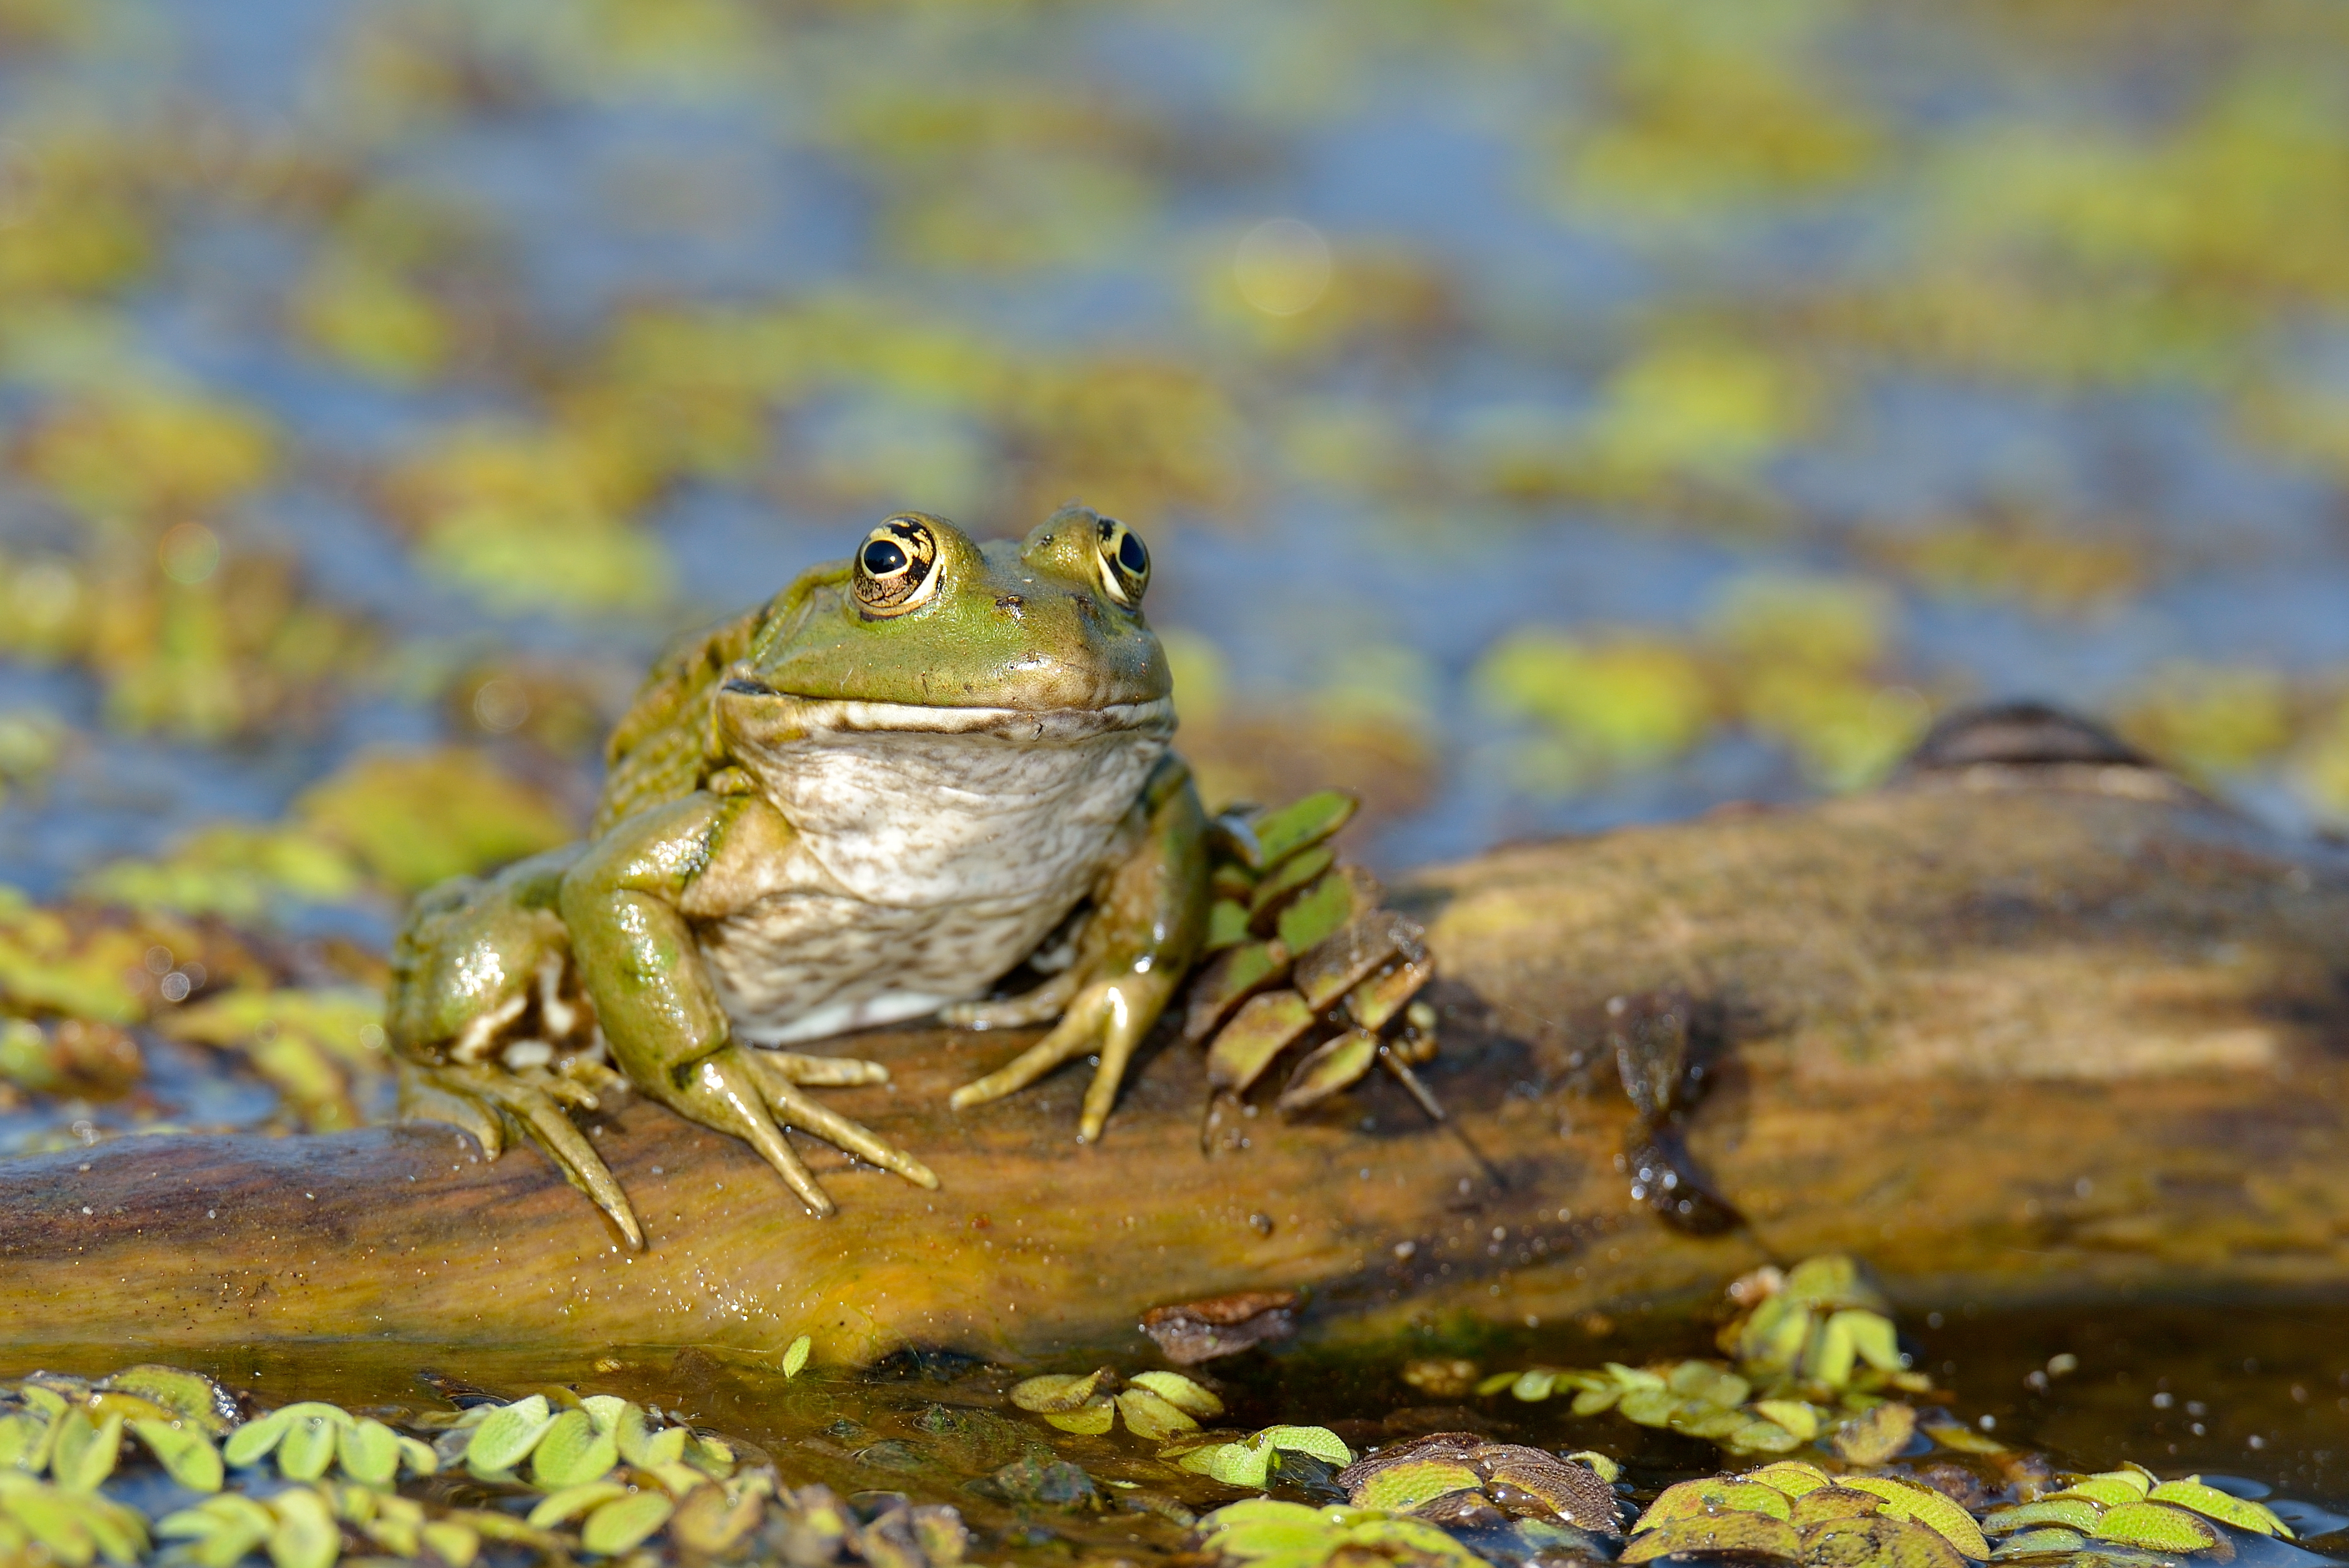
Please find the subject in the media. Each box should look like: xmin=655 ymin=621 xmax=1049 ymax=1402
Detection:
xmin=863 ymin=538 xmax=908 ymax=575
xmin=1116 ymin=530 xmax=1148 ymax=576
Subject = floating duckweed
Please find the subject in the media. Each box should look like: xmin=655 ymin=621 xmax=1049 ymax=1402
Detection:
xmin=1043 ymin=1396 xmax=1117 ymax=1436
xmin=1175 ymin=1426 xmax=1354 ymax=1489
xmin=1993 ymin=1527 xmax=2086 ymax=1559
xmin=528 ymin=1410 xmax=618 ymax=1489
xmin=1009 ymin=1369 xmax=1113 ymax=1414
xmin=1623 ymin=1510 xmax=1801 ymax=1564
xmin=1352 ymin=1460 xmax=1484 ymax=1513
xmin=782 ymin=1334 xmax=813 ymax=1378
xmin=128 ymin=1421 xmax=221 ymax=1493
xmin=1196 ymin=1498 xmax=1485 ymax=1568
xmin=1841 ymin=1478 xmax=1993 ymax=1559
xmin=581 ymin=1490 xmax=674 ymax=1555
xmin=1634 ymin=1478 xmax=1794 ymax=1532
xmin=2091 ymin=1502 xmax=2221 ymax=1553
xmin=1983 ymin=1501 xmax=2106 ymax=1536
xmin=463 ymin=1393 xmax=555 ymax=1473
xmin=1115 ymin=1388 xmax=1200 ymax=1442
xmin=1129 ymin=1371 xmax=1223 ymax=1418
xmin=49 ymin=1410 xmax=122 ymax=1493
xmin=2055 ymin=1478 xmax=2147 ymax=1508
xmin=2146 ymin=1480 xmax=2290 ymax=1537
xmin=1832 ymin=1399 xmax=1918 ymax=1465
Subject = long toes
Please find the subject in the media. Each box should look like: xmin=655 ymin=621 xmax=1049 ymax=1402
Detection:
xmin=757 ymin=1074 xmax=940 ymax=1191
xmin=1077 ymin=1038 xmax=1140 ymax=1146
xmin=948 ymin=1009 xmax=1100 ymax=1111
xmin=757 ymin=1051 xmax=888 ymax=1088
xmin=477 ymin=1076 xmax=643 ymax=1249
xmin=685 ymin=1051 xmax=835 ymax=1217
xmin=941 ymin=974 xmax=1082 ymax=1030
xmin=399 ymin=1070 xmax=506 ymax=1159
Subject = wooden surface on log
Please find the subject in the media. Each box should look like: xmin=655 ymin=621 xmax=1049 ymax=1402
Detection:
xmin=4 ymin=775 xmax=2348 ymax=1365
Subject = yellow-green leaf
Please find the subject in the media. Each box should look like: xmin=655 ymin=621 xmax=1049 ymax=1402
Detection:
xmin=1991 ymin=1526 xmax=2084 ymax=1559
xmin=335 ymin=1420 xmax=400 ymax=1488
xmin=465 ymin=1395 xmax=555 ymax=1473
xmin=2146 ymin=1479 xmax=2291 ymax=1538
xmin=781 ymin=1335 xmax=811 ymax=1379
xmin=1623 ymin=1512 xmax=1799 ymax=1562
xmin=266 ymin=1488 xmax=339 ymax=1568
xmin=1511 ymin=1368 xmax=1559 ymax=1401
xmin=100 ymin=1369 xmax=231 ymax=1435
xmin=1130 ymin=1372 xmax=1223 ymax=1418
xmin=1355 ymin=1460 xmax=1483 ymax=1513
xmin=1745 ymin=1462 xmax=1831 ymax=1498
xmin=1178 ymin=1442 xmax=1272 ymax=1489
xmin=2092 ymin=1502 xmax=2220 ymax=1553
xmin=49 ymin=1411 xmax=121 ymax=1493
xmin=1981 ymin=1501 xmax=2103 ymax=1535
xmin=530 ymin=1409 xmax=619 ymax=1488
xmin=274 ymin=1414 xmax=339 ymax=1482
xmin=1009 ymin=1370 xmax=1112 ymax=1414
xmin=419 ymin=1520 xmax=478 ymax=1567
xmin=1115 ymin=1389 xmax=1199 ymax=1443
xmin=1831 ymin=1400 xmax=1916 ymax=1465
xmin=1635 ymin=1479 xmax=1793 ymax=1532
xmin=614 ymin=1403 xmax=683 ymax=1469
xmin=526 ymin=1482 xmax=629 ymax=1529
xmin=583 ymin=1492 xmax=674 ymax=1555
xmin=131 ymin=1420 xmax=222 ymax=1492
xmin=1042 ymin=1396 xmax=1116 ymax=1435
xmin=1753 ymin=1401 xmax=1822 ymax=1440
xmin=1842 ymin=1478 xmax=1992 ymax=1559
xmin=1257 ymin=1426 xmax=1352 ymax=1464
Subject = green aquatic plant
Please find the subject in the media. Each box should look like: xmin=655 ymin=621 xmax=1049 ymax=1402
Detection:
xmin=1475 ymin=1256 xmax=1939 ymax=1459
xmin=0 ymin=1365 xmax=974 ymax=1568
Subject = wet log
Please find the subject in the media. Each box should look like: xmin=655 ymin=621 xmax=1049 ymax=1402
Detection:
xmin=3 ymin=750 xmax=2348 ymax=1366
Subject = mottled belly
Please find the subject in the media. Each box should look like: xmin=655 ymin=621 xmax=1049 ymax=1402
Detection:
xmin=696 ymin=889 xmax=1079 ymax=1045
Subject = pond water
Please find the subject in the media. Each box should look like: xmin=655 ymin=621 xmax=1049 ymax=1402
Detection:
xmin=15 ymin=1292 xmax=2349 ymax=1564
xmin=4 ymin=1 xmax=2349 ymax=1556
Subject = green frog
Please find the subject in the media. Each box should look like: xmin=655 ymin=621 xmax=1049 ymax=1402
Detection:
xmin=386 ymin=505 xmax=1210 ymax=1248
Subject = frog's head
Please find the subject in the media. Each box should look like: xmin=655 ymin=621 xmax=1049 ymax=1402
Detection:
xmin=717 ymin=505 xmax=1173 ymax=750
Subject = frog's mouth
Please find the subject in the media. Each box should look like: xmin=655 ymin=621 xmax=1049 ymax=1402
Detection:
xmin=717 ymin=680 xmax=1176 ymax=748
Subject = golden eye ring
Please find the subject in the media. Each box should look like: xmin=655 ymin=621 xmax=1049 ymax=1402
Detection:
xmin=852 ymin=516 xmax=941 ymax=614
xmin=1093 ymin=515 xmax=1150 ymax=607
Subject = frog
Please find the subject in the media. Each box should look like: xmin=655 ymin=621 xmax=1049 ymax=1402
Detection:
xmin=385 ymin=505 xmax=1209 ymax=1248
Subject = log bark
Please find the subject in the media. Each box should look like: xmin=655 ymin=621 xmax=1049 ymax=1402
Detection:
xmin=4 ymin=767 xmax=2347 ymax=1365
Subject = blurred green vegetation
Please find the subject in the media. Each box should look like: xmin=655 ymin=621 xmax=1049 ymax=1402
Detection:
xmin=5 ymin=0 xmax=2349 ymax=1141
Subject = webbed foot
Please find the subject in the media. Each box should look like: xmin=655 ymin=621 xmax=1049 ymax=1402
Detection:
xmin=398 ymin=1058 xmax=643 ymax=1249
xmin=947 ymin=970 xmax=1175 ymax=1142
xmin=662 ymin=1043 xmax=939 ymax=1219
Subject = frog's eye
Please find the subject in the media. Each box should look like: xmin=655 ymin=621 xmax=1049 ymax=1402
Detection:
xmin=853 ymin=516 xmax=941 ymax=615
xmin=1093 ymin=516 xmax=1150 ymax=607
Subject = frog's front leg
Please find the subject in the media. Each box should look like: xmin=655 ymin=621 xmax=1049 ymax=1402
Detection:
xmin=947 ymin=755 xmax=1210 ymax=1141
xmin=561 ymin=793 xmax=939 ymax=1229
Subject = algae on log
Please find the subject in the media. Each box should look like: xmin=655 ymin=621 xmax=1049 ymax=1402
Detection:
xmin=2 ymin=772 xmax=2347 ymax=1365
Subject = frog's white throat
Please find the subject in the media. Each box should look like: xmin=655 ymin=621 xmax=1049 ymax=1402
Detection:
xmin=727 ymin=694 xmax=1177 ymax=906
xmin=704 ymin=692 xmax=1176 ymax=1045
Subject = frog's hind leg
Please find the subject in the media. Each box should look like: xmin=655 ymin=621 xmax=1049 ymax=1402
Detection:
xmin=398 ymin=1060 xmax=644 ymax=1249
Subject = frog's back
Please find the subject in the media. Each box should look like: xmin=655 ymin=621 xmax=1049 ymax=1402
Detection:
xmin=592 ymin=565 xmax=843 ymax=836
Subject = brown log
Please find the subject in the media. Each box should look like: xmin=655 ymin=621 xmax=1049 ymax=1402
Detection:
xmin=2 ymin=768 xmax=2347 ymax=1366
